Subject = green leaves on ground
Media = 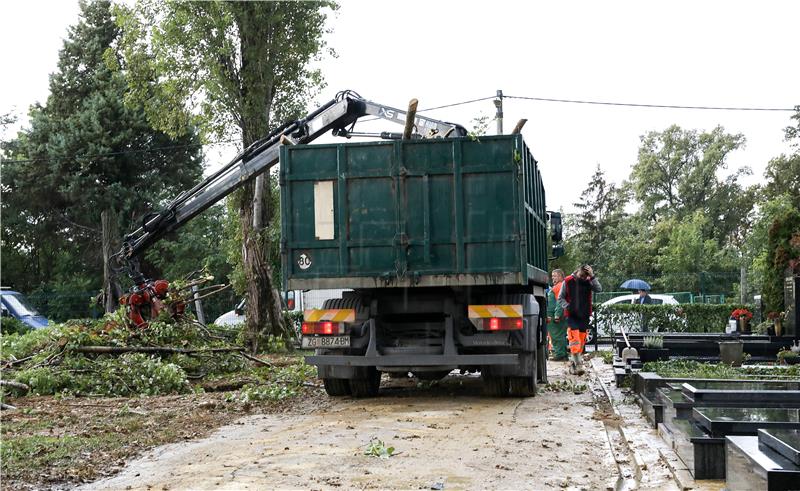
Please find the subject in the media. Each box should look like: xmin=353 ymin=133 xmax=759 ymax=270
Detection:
xmin=0 ymin=314 xmax=313 ymax=399
xmin=364 ymin=438 xmax=395 ymax=459
xmin=544 ymin=380 xmax=588 ymax=394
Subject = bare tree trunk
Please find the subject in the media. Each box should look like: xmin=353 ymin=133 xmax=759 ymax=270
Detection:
xmin=101 ymin=209 xmax=122 ymax=313
xmin=239 ymin=176 xmax=285 ymax=353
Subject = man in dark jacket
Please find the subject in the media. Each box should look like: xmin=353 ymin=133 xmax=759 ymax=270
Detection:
xmin=558 ymin=264 xmax=602 ymax=375
xmin=635 ymin=289 xmax=653 ymax=305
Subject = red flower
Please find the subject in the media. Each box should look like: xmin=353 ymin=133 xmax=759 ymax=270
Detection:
xmin=731 ymin=308 xmax=753 ymax=321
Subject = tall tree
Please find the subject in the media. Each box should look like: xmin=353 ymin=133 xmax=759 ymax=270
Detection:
xmin=564 ymin=164 xmax=630 ymax=280
xmin=573 ymin=164 xmax=629 ymax=250
xmin=1 ymin=0 xmax=202 ymax=305
xmin=116 ymin=1 xmax=336 ymax=349
xmin=631 ymin=125 xmax=754 ymax=244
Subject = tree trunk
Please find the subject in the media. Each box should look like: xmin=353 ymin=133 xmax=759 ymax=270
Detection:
xmin=239 ymin=177 xmax=285 ymax=353
xmin=101 ymin=209 xmax=122 ymax=313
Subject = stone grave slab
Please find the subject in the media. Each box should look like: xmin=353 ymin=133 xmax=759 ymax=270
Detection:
xmin=657 ymin=387 xmax=693 ymax=426
xmin=759 ymin=429 xmax=800 ymax=466
xmin=665 ymin=419 xmax=726 ymax=479
xmin=682 ymin=381 xmax=800 ymax=407
xmin=693 ymin=407 xmax=800 ymax=437
xmin=726 ymin=435 xmax=800 ymax=490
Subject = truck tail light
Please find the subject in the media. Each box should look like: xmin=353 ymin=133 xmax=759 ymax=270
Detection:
xmin=485 ymin=317 xmax=523 ymax=331
xmin=301 ymin=321 xmax=344 ymax=335
xmin=287 ymin=298 xmax=295 ymax=310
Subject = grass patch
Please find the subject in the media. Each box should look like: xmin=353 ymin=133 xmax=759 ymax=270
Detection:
xmin=643 ymin=359 xmax=800 ymax=379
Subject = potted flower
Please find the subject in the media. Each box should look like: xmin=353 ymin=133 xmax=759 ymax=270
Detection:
xmin=639 ymin=334 xmax=669 ymax=362
xmin=777 ymin=347 xmax=800 ymax=365
xmin=730 ymin=308 xmax=753 ymax=334
xmin=766 ymin=311 xmax=786 ymax=337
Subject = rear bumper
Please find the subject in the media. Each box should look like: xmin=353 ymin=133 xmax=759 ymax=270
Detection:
xmin=306 ymin=353 xmax=519 ymax=367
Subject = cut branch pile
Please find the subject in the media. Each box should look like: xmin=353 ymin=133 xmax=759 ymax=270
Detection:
xmin=0 ymin=311 xmax=311 ymax=402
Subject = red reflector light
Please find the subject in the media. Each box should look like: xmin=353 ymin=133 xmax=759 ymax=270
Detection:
xmin=301 ymin=321 xmax=343 ymax=335
xmin=483 ymin=317 xmax=523 ymax=331
xmin=287 ymin=299 xmax=295 ymax=310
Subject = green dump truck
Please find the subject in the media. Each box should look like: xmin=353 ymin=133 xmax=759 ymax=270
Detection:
xmin=281 ymin=134 xmax=562 ymax=397
xmin=116 ymin=91 xmax=560 ymax=397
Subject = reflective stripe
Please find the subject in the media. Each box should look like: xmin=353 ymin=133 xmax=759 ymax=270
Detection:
xmin=468 ymin=305 xmax=523 ymax=318
xmin=303 ymin=309 xmax=355 ymax=323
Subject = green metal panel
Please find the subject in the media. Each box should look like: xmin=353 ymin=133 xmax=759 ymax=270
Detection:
xmin=280 ymin=136 xmax=549 ymax=289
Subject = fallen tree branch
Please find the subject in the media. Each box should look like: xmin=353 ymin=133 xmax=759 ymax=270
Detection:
xmin=1 ymin=403 xmax=17 ymax=411
xmin=199 ymin=378 xmax=321 ymax=392
xmin=72 ymin=346 xmax=245 ymax=355
xmin=0 ymin=380 xmax=30 ymax=392
xmin=1 ymin=354 xmax=37 ymax=369
xmin=239 ymin=352 xmax=273 ymax=367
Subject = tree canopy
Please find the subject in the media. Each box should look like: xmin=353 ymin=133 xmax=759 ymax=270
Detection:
xmin=115 ymin=0 xmax=337 ymax=348
xmin=1 ymin=0 xmax=203 ymax=305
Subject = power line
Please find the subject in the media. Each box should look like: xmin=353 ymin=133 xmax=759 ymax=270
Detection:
xmin=1 ymin=138 xmax=240 ymax=165
xmin=505 ymin=95 xmax=797 ymax=112
xmin=3 ymin=93 xmax=795 ymax=165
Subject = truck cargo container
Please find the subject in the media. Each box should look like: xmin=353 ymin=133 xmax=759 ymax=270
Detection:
xmin=281 ymin=134 xmax=560 ymax=397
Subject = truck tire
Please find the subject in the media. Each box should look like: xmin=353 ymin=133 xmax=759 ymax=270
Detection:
xmin=537 ymin=344 xmax=548 ymax=384
xmin=509 ymin=374 xmax=537 ymax=397
xmin=482 ymin=375 xmax=509 ymax=397
xmin=349 ymin=367 xmax=380 ymax=398
xmin=323 ymin=378 xmax=351 ymax=396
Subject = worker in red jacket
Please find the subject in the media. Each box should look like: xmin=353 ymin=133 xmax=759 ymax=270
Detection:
xmin=557 ymin=264 xmax=602 ymax=375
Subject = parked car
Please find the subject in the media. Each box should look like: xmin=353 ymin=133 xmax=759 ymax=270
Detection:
xmin=600 ymin=294 xmax=679 ymax=306
xmin=213 ymin=289 xmax=351 ymax=327
xmin=0 ymin=289 xmax=49 ymax=330
xmin=595 ymin=294 xmax=681 ymax=338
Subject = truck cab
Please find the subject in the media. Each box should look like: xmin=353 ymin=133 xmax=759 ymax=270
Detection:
xmin=0 ymin=289 xmax=49 ymax=329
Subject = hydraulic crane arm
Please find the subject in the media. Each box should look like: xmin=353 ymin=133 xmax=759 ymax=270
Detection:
xmin=119 ymin=90 xmax=466 ymax=273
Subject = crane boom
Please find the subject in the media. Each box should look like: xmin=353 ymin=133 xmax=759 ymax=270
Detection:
xmin=115 ymin=91 xmax=467 ymax=327
xmin=121 ymin=90 xmax=466 ymax=263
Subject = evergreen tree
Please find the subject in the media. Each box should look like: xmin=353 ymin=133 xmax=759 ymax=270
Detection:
xmin=1 ymin=0 xmax=202 ymax=306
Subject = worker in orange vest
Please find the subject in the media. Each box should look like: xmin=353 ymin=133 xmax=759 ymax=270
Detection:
xmin=558 ymin=264 xmax=602 ymax=375
xmin=546 ymin=269 xmax=568 ymax=361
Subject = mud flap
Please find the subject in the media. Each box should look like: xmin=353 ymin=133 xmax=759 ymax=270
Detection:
xmin=317 ymin=364 xmax=371 ymax=379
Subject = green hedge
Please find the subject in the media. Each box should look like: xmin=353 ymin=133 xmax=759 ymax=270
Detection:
xmin=594 ymin=303 xmax=755 ymax=335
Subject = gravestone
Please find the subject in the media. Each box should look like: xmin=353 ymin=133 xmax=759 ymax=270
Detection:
xmin=694 ymin=407 xmax=800 ymax=437
xmin=759 ymin=429 xmax=800 ymax=465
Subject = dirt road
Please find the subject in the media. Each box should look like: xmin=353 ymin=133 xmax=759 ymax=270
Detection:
xmin=82 ymin=361 xmax=620 ymax=490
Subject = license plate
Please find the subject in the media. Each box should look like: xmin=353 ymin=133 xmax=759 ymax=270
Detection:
xmin=302 ymin=336 xmax=351 ymax=348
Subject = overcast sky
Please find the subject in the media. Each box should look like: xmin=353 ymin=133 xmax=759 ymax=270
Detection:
xmin=2 ymin=0 xmax=798 ymax=212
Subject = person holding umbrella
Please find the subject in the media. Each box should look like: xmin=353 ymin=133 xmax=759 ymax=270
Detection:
xmin=558 ymin=264 xmax=602 ymax=375
xmin=621 ymin=279 xmax=653 ymax=331
xmin=636 ymin=289 xmax=653 ymax=305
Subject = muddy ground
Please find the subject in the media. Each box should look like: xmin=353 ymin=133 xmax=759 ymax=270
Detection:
xmin=78 ymin=361 xmax=625 ymax=491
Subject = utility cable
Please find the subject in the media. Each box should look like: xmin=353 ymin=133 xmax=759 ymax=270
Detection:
xmin=505 ymin=95 xmax=796 ymax=112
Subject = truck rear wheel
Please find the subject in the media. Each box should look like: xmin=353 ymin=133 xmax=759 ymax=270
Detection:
xmin=349 ymin=367 xmax=380 ymax=398
xmin=323 ymin=378 xmax=351 ymax=396
xmin=482 ymin=375 xmax=509 ymax=397
xmin=509 ymin=375 xmax=537 ymax=397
